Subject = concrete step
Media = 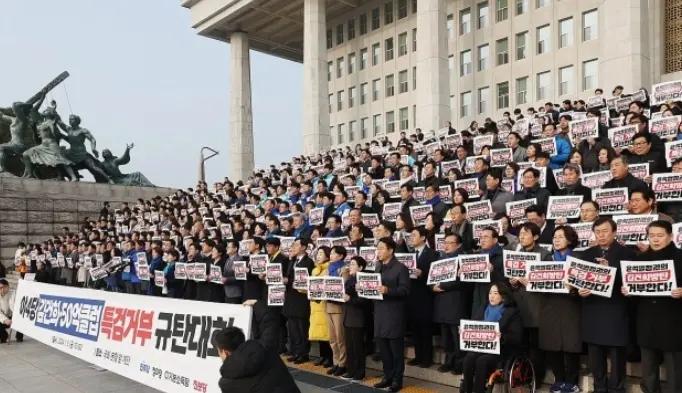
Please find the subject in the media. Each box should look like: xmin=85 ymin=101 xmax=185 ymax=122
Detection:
xmin=5 ymin=270 xmax=20 ymax=290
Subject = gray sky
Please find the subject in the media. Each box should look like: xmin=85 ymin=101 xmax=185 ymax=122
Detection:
xmin=0 ymin=0 xmax=302 ymax=188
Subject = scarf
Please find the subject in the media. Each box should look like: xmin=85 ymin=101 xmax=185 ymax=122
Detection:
xmin=484 ymin=303 xmax=505 ymax=322
xmin=553 ymin=249 xmax=571 ymax=262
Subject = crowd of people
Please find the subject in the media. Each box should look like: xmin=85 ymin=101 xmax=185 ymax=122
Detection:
xmin=5 ymin=83 xmax=682 ymax=393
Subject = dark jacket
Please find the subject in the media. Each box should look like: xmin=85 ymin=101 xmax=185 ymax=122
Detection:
xmin=374 ymin=257 xmax=410 ymax=339
xmin=196 ymin=255 xmax=226 ymax=303
xmin=407 ymin=246 xmax=437 ymax=322
xmin=218 ymin=340 xmax=301 ymax=393
xmin=481 ymin=187 xmax=514 ymax=215
xmin=282 ymin=255 xmax=314 ymax=319
xmin=183 ymin=255 xmax=198 ymax=300
xmin=401 ymin=197 xmax=420 ymax=218
xmin=244 ymin=253 xmax=266 ymax=301
xmin=557 ymin=182 xmax=592 ymax=203
xmin=623 ymin=148 xmax=666 ymax=174
xmin=537 ymin=221 xmax=555 ymax=245
xmin=343 ymin=275 xmax=369 ymax=328
xmin=580 ymin=242 xmax=636 ymax=346
xmin=472 ymin=245 xmax=504 ymax=314
xmin=634 ymin=243 xmax=682 ymax=351
xmin=471 ymin=303 xmax=524 ymax=358
xmin=509 ymin=245 xmax=551 ymax=328
xmin=431 ymin=251 xmax=473 ymax=325
xmin=602 ymin=173 xmax=647 ymax=192
xmin=222 ymin=254 xmax=244 ymax=300
xmin=514 ymin=184 xmax=550 ymax=212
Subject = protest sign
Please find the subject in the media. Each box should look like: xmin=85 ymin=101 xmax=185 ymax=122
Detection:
xmin=267 ymin=285 xmax=286 ymax=306
xmin=174 ymin=263 xmax=187 ymax=280
xmin=324 ymin=277 xmax=345 ymax=302
xmin=219 ymin=223 xmax=233 ymax=240
xmin=651 ymin=80 xmax=682 ymax=105
xmin=665 ymin=140 xmax=682 ymax=167
xmin=569 ymin=117 xmax=599 ymax=142
xmin=472 ymin=220 xmax=504 ymax=245
xmin=652 ymin=172 xmax=682 ymax=202
xmin=454 ymin=178 xmax=481 ymax=198
xmin=153 ymin=271 xmax=165 ymax=288
xmin=90 ymin=268 xmax=108 ymax=281
xmin=209 ymin=265 xmax=222 ymax=284
xmin=473 ymin=135 xmax=494 ymax=155
xmin=612 ymin=214 xmax=658 ymax=245
xmin=362 ymin=213 xmax=380 ymax=228
xmin=501 ymin=179 xmax=515 ymax=194
xmin=569 ymin=222 xmax=596 ymax=251
xmin=525 ymin=261 xmax=569 ymax=293
xmin=265 ymin=263 xmax=283 ymax=285
xmin=136 ymin=252 xmax=148 ymax=266
xmin=489 ymin=148 xmax=513 ymax=168
xmin=459 ymin=320 xmax=501 ymax=355
xmin=293 ymin=267 xmax=309 ymax=290
xmin=586 ymin=95 xmax=605 ymax=109
xmin=426 ymin=257 xmax=459 ymax=285
xmin=396 ymin=253 xmax=418 ymax=278
xmin=513 ymin=118 xmax=530 ymax=137
xmin=444 ymin=133 xmax=463 ymax=149
xmin=464 ymin=155 xmax=484 ymax=175
xmin=309 ymin=207 xmax=324 ymax=226
xmin=459 ymin=254 xmax=491 ymax=282
xmin=249 ymin=254 xmax=268 ymax=275
xmin=581 ymin=170 xmax=613 ymax=189
xmin=12 ymin=280 xmax=252 ymax=393
xmin=384 ymin=180 xmax=401 ymax=198
xmin=307 ymin=277 xmax=326 ymax=301
xmin=552 ymin=168 xmax=566 ymax=189
xmin=592 ymin=188 xmax=629 ymax=215
xmin=464 ymin=200 xmax=493 ymax=222
xmin=629 ymin=163 xmax=649 ymax=181
xmin=506 ymin=198 xmax=537 ymax=226
xmin=650 ymin=116 xmax=682 ymax=139
xmin=564 ymin=256 xmax=617 ymax=298
xmin=414 ymin=186 xmax=426 ymax=203
xmin=359 ymin=247 xmax=378 ymax=272
xmin=409 ymin=204 xmax=433 ymax=227
xmin=620 ymin=260 xmax=677 ymax=296
xmin=546 ymin=196 xmax=583 ymax=220
xmin=441 ymin=159 xmax=461 ymax=174
xmin=238 ymin=239 xmax=253 ymax=257
xmin=382 ymin=202 xmax=402 ymax=222
xmin=608 ymin=125 xmax=637 ymax=149
xmin=532 ymin=137 xmax=557 ymax=156
xmin=503 ymin=250 xmax=540 ymax=278
xmin=356 ymin=272 xmax=383 ymax=300
xmin=137 ymin=264 xmax=151 ymax=281
xmin=234 ymin=261 xmax=247 ymax=281
xmin=439 ymin=185 xmax=453 ymax=204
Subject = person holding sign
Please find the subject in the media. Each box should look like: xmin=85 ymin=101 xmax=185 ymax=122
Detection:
xmin=148 ymin=248 xmax=167 ymax=296
xmin=342 ymin=256 xmax=370 ymax=381
xmin=198 ymin=241 xmax=226 ymax=303
xmin=325 ymin=246 xmax=348 ymax=377
xmin=514 ymin=168 xmax=550 ymax=212
xmin=373 ymin=237 xmax=410 ymax=392
xmin=481 ymin=169 xmax=514 ymax=215
xmin=472 ymin=227 xmax=504 ymax=313
xmin=244 ymin=238 xmax=267 ymax=302
xmin=162 ymin=249 xmax=183 ymax=299
xmin=221 ymin=240 xmax=244 ymax=304
xmin=309 ymin=247 xmax=333 ymax=369
xmin=602 ymin=156 xmax=647 ymax=191
xmin=283 ymin=238 xmax=315 ymax=365
xmin=623 ymin=132 xmax=666 ymax=174
xmin=461 ymin=283 xmax=523 ymax=393
xmin=621 ymin=220 xmax=682 ymax=393
xmin=578 ymin=217 xmax=636 ymax=393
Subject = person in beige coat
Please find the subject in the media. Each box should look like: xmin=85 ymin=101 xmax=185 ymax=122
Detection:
xmin=0 ymin=278 xmax=23 ymax=343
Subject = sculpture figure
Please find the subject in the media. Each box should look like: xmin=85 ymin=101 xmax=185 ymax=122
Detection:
xmin=0 ymin=98 xmax=43 ymax=175
xmin=57 ymin=115 xmax=112 ymax=183
xmin=99 ymin=143 xmax=154 ymax=187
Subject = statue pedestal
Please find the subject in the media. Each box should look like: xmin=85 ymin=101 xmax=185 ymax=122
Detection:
xmin=0 ymin=177 xmax=176 ymax=267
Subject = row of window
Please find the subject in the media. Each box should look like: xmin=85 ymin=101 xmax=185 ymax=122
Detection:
xmin=329 ymin=67 xmax=417 ymax=113
xmin=457 ymin=59 xmax=598 ymax=118
xmin=327 ymin=0 xmax=417 ymax=49
xmin=328 ymin=29 xmax=417 ymax=81
xmin=333 ymin=106 xmax=414 ymax=145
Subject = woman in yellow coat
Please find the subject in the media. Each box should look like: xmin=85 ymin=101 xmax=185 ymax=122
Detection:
xmin=309 ymin=246 xmax=333 ymax=368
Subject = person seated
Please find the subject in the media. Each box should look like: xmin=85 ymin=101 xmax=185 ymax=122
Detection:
xmin=0 ymin=278 xmax=23 ymax=343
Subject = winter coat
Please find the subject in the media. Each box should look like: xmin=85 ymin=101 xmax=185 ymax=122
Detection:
xmin=308 ymin=261 xmax=330 ymax=341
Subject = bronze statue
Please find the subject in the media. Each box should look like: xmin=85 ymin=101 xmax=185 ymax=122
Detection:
xmin=0 ymin=99 xmax=43 ymax=175
xmin=100 ymin=143 xmax=154 ymax=187
xmin=57 ymin=114 xmax=113 ymax=183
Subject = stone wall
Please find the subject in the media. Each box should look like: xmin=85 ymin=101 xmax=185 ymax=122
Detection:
xmin=0 ymin=176 xmax=176 ymax=268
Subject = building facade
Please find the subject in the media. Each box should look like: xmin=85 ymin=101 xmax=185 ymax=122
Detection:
xmin=182 ymin=0 xmax=682 ymax=180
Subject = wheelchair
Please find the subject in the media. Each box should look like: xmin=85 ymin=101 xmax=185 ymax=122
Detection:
xmin=485 ymin=354 xmax=536 ymax=393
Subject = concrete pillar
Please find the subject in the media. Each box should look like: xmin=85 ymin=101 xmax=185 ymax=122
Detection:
xmin=302 ymin=0 xmax=330 ymax=155
xmin=598 ymin=0 xmax=650 ymax=93
xmin=416 ymin=0 xmax=449 ymax=134
xmin=229 ymin=31 xmax=255 ymax=181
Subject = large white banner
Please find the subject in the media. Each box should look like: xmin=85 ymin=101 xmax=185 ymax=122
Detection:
xmin=12 ymin=281 xmax=253 ymax=393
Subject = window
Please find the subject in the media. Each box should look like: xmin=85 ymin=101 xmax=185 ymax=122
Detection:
xmin=326 ymin=29 xmax=333 ymax=49
xmin=328 ymin=93 xmax=333 ymax=113
xmin=559 ymin=18 xmax=573 ymax=48
xmin=349 ymin=86 xmax=357 ymax=107
xmin=460 ymin=50 xmax=472 ymax=76
xmin=399 ymin=70 xmax=408 ymax=93
xmin=372 ymin=78 xmax=381 ymax=101
xmin=582 ymin=59 xmax=598 ymax=91
xmin=337 ymin=123 xmax=345 ymax=144
xmin=385 ymin=38 xmax=394 ymax=61
xmin=516 ymin=31 xmax=527 ymax=60
xmin=478 ymin=87 xmax=489 ymax=114
xmin=412 ymin=28 xmax=417 ymax=52
xmin=516 ymin=77 xmax=528 ymax=104
xmin=537 ymin=24 xmax=550 ymax=54
xmin=398 ymin=32 xmax=408 ymax=56
xmin=398 ymin=0 xmax=408 ymax=19
xmin=497 ymin=82 xmax=509 ymax=109
xmin=460 ymin=91 xmax=472 ymax=117
xmin=385 ymin=1 xmax=394 ymax=24
xmin=496 ymin=0 xmax=508 ymax=22
xmin=536 ymin=0 xmax=549 ymax=8
xmin=336 ymin=57 xmax=344 ymax=78
xmin=412 ymin=66 xmax=417 ymax=89
xmin=360 ymin=83 xmax=368 ymax=104
xmin=361 ymin=118 xmax=368 ymax=139
xmin=477 ymin=2 xmax=489 ymax=29
xmin=348 ymin=53 xmax=356 ymax=74
xmin=373 ymin=114 xmax=382 ymax=135
xmin=386 ymin=111 xmax=395 ymax=133
xmin=327 ymin=61 xmax=333 ymax=81
xmin=515 ymin=0 xmax=527 ymax=15
xmin=360 ymin=13 xmax=368 ymax=35
xmin=558 ymin=66 xmax=573 ymax=96
xmin=336 ymin=24 xmax=344 ymax=45
xmin=478 ymin=44 xmax=489 ymax=71
xmin=447 ymin=14 xmax=455 ymax=39
xmin=496 ymin=38 xmax=509 ymax=65
xmin=536 ymin=71 xmax=551 ymax=100
xmin=360 ymin=48 xmax=368 ymax=70
xmin=349 ymin=121 xmax=356 ymax=142
xmin=399 ymin=107 xmax=409 ymax=130
xmin=348 ymin=19 xmax=356 ymax=40
xmin=460 ymin=8 xmax=471 ymax=35
xmin=386 ymin=74 xmax=395 ymax=97
xmin=337 ymin=90 xmax=344 ymax=111
xmin=372 ymin=43 xmax=381 ymax=66
xmin=582 ymin=9 xmax=598 ymax=41
xmin=372 ymin=8 xmax=381 ymax=30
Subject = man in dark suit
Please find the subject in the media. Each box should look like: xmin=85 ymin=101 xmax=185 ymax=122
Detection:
xmin=524 ymin=205 xmax=554 ymax=245
xmin=578 ymin=217 xmax=636 ymax=393
xmin=407 ymin=226 xmax=437 ymax=368
xmin=283 ymin=237 xmax=315 ymax=364
xmin=557 ymin=164 xmax=591 ymax=202
xmin=399 ymin=183 xmax=420 ymax=217
xmin=373 ymin=237 xmax=410 ymax=392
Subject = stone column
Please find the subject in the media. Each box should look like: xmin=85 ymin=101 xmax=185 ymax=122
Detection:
xmin=229 ymin=31 xmax=255 ymax=182
xmin=416 ymin=0 xmax=449 ymax=134
xmin=598 ymin=0 xmax=650 ymax=93
xmin=302 ymin=0 xmax=330 ymax=155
